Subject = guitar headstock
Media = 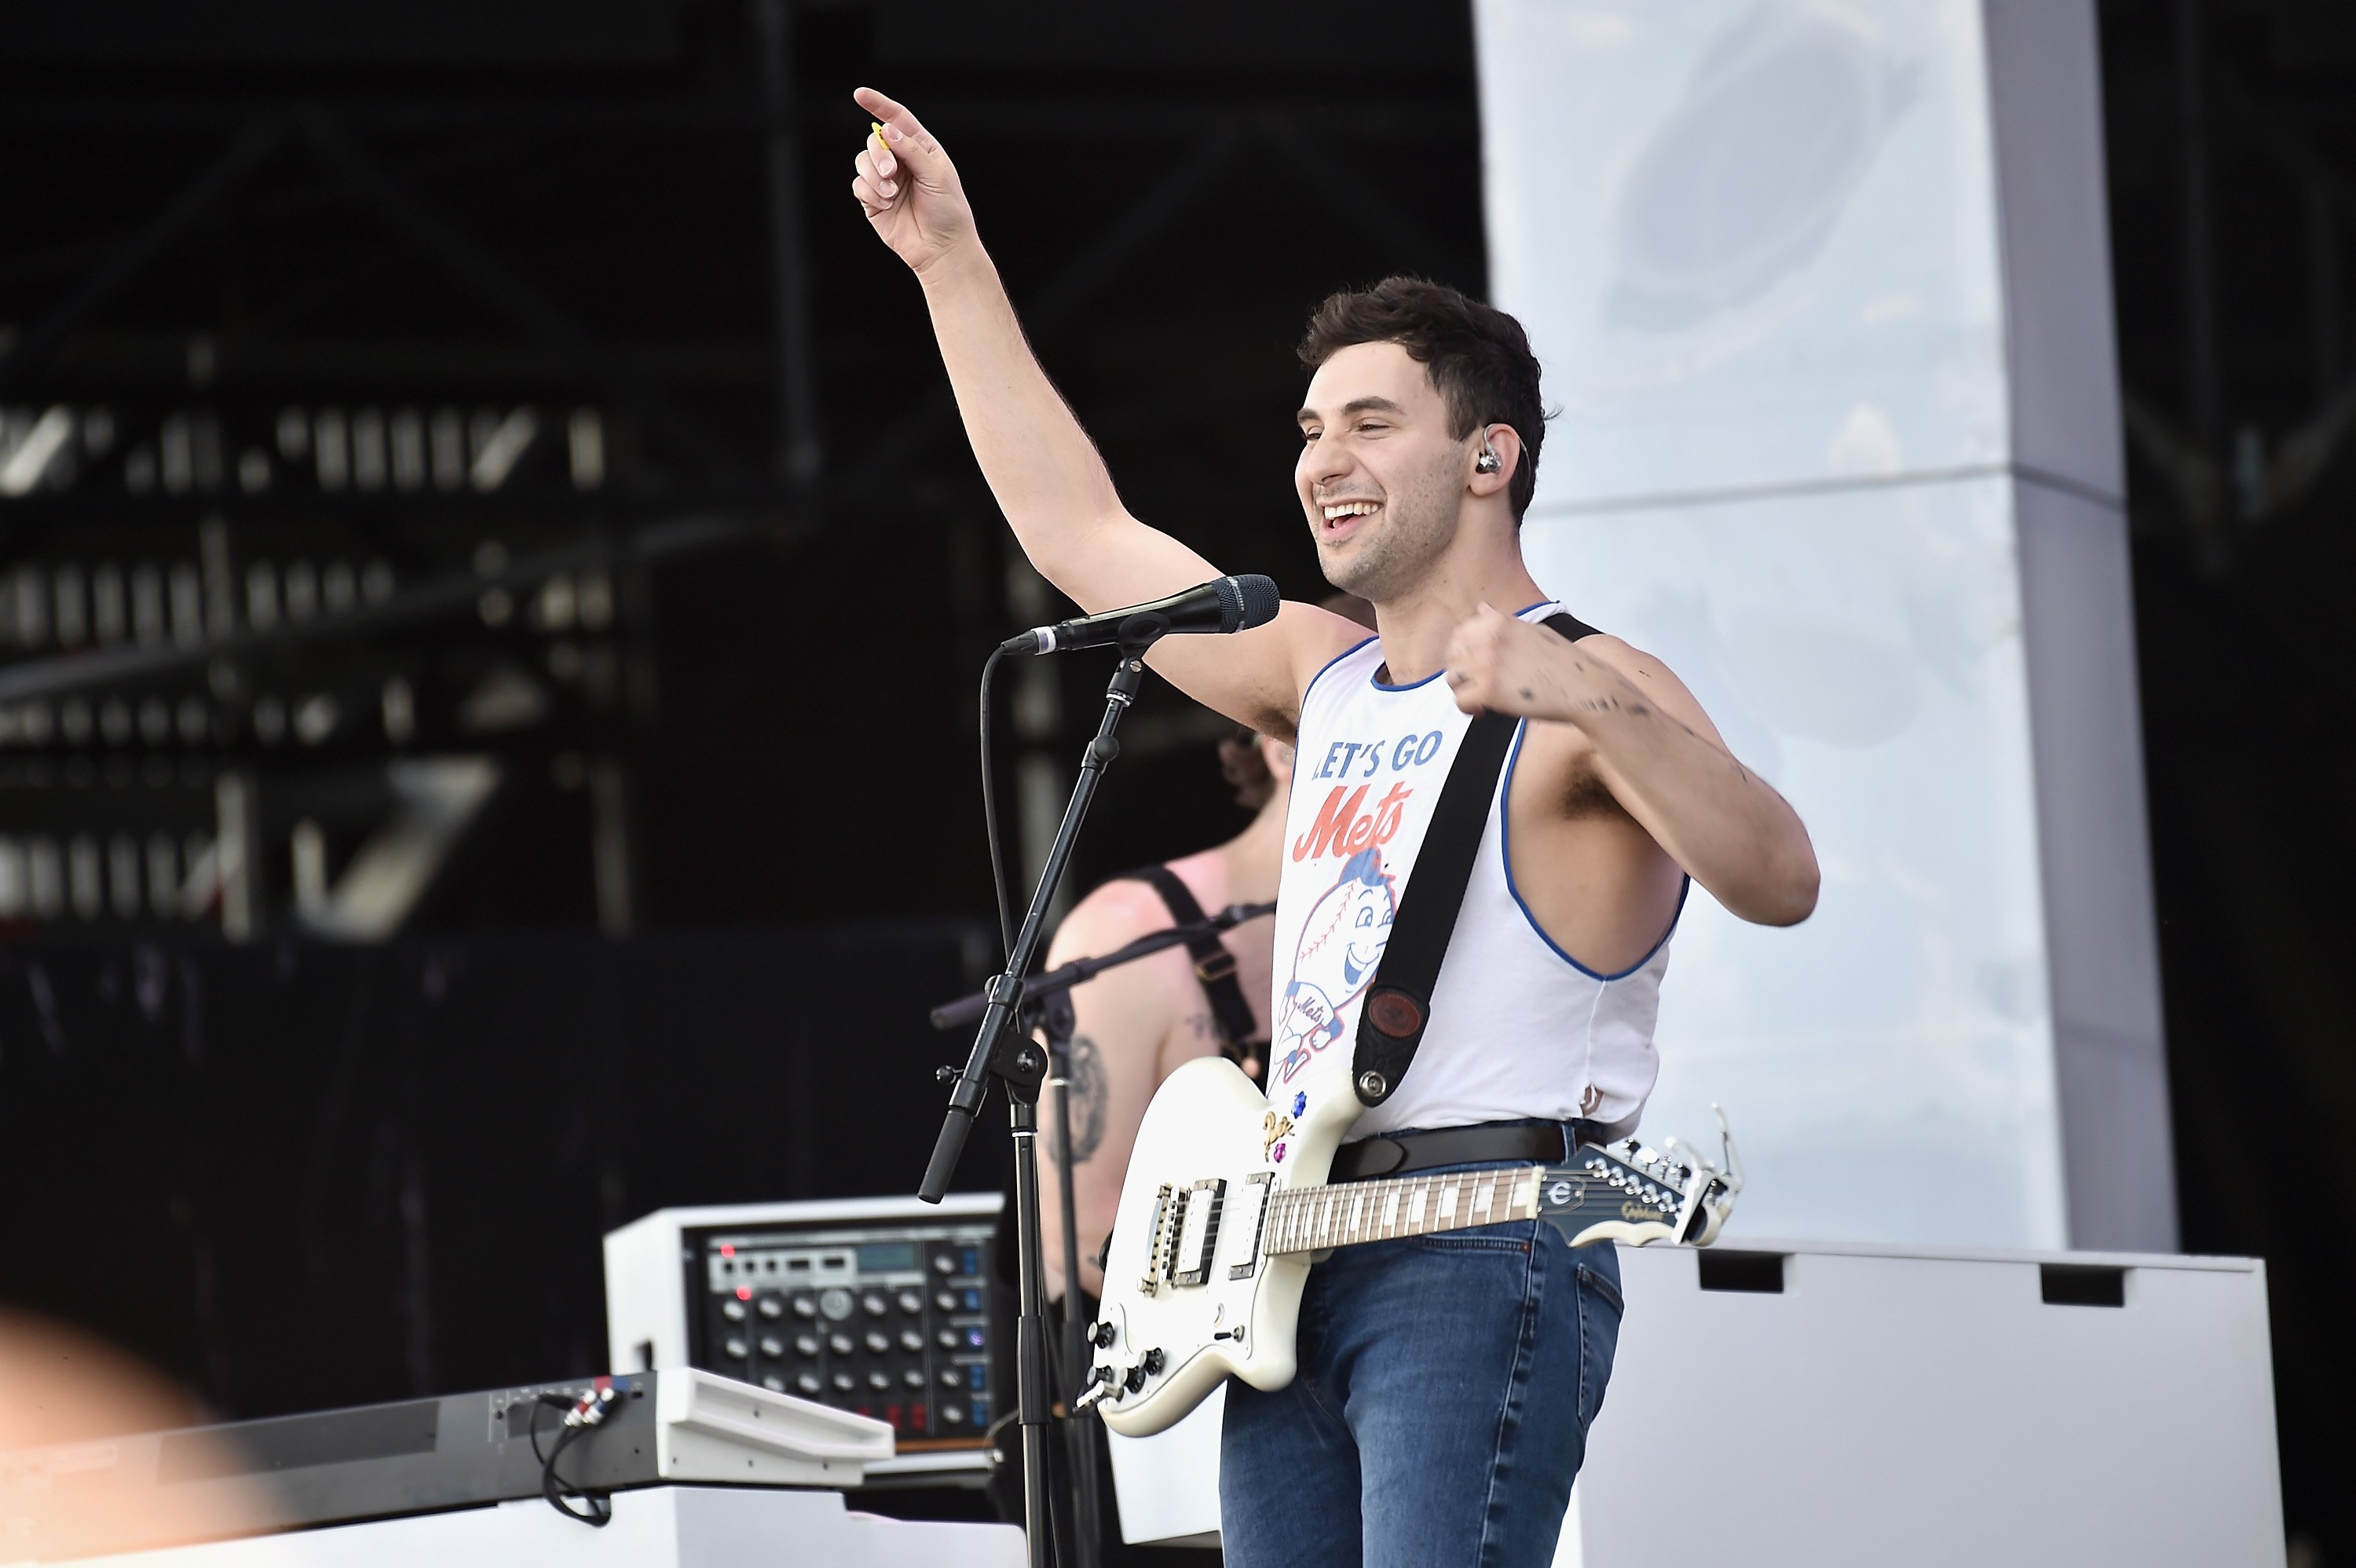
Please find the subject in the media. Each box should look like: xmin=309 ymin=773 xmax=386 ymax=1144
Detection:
xmin=1535 ymin=1106 xmax=1744 ymax=1249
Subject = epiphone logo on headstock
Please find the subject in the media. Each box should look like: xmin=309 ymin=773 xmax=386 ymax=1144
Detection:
xmin=1546 ymin=1178 xmax=1666 ymax=1223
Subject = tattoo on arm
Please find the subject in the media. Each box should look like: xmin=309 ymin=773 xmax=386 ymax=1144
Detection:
xmin=1183 ymin=1011 xmax=1214 ymax=1040
xmin=1567 ymin=656 xmax=1755 ymax=787
xmin=1048 ymin=1033 xmax=1107 ymax=1165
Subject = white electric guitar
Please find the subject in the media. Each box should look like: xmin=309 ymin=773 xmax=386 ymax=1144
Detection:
xmin=1076 ymin=1056 xmax=1743 ymax=1437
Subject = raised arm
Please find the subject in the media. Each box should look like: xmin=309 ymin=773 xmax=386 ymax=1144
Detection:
xmin=851 ymin=87 xmax=1357 ymax=736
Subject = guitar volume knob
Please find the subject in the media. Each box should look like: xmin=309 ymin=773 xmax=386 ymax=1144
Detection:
xmin=1088 ymin=1321 xmax=1116 ymax=1348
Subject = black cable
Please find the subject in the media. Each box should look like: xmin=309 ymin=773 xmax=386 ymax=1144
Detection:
xmin=529 ymin=1391 xmax=613 ymax=1527
xmin=979 ymin=644 xmax=1017 ymax=959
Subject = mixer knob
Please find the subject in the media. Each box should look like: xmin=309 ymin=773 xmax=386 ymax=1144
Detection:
xmin=791 ymin=1296 xmax=818 ymax=1320
xmin=794 ymin=1335 xmax=819 ymax=1358
xmin=900 ymin=1330 xmax=924 ymax=1353
xmin=762 ymin=1374 xmax=785 ymax=1393
xmin=936 ymin=1329 xmax=958 ymax=1350
xmin=723 ymin=1336 xmax=748 ymax=1360
xmin=829 ymin=1332 xmax=854 ymax=1356
xmin=818 ymin=1288 xmax=854 ymax=1321
xmin=867 ymin=1370 xmax=891 ymax=1391
xmin=759 ymin=1336 xmax=785 ymax=1358
xmin=832 ymin=1372 xmax=854 ymax=1393
xmin=935 ymin=1290 xmax=959 ymax=1314
xmin=722 ymin=1299 xmax=747 ymax=1323
xmin=865 ymin=1331 xmax=890 ymax=1354
xmin=797 ymin=1373 xmax=822 ymax=1395
xmin=932 ymin=1253 xmax=957 ymax=1275
xmin=862 ymin=1293 xmax=888 ymax=1318
xmin=756 ymin=1296 xmax=785 ymax=1319
xmin=897 ymin=1289 xmax=924 ymax=1314
xmin=903 ymin=1368 xmax=924 ymax=1388
xmin=941 ymin=1368 xmax=963 ymax=1388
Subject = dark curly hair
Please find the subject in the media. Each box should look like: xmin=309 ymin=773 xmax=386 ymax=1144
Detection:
xmin=1298 ymin=276 xmax=1549 ymax=521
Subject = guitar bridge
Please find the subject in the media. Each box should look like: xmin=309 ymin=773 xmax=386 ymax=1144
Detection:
xmin=1140 ymin=1184 xmax=1177 ymax=1296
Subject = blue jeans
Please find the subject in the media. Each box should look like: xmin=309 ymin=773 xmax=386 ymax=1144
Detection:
xmin=1218 ymin=1171 xmax=1624 ymax=1568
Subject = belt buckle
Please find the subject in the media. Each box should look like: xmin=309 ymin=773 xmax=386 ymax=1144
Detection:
xmin=1194 ymin=948 xmax=1238 ymax=985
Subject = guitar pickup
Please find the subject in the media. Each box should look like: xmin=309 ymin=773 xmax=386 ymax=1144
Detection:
xmin=1167 ymin=1178 xmax=1226 ymax=1287
xmin=1227 ymin=1171 xmax=1272 ymax=1281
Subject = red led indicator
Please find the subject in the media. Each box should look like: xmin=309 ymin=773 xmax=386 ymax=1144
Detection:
xmin=719 ymin=1244 xmax=736 ymax=1258
xmin=736 ymin=1286 xmax=752 ymax=1301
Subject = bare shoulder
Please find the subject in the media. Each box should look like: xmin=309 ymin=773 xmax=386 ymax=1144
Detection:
xmin=1146 ymin=597 xmax=1372 ymax=742
xmin=1044 ymin=877 xmax=1186 ymax=972
xmin=1283 ymin=599 xmax=1378 ymax=687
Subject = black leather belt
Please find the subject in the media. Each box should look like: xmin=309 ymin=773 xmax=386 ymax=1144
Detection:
xmin=1326 ymin=1120 xmax=1588 ymax=1184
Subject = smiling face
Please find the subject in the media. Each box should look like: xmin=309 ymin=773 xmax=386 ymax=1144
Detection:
xmin=1295 ymin=341 xmax=1480 ymax=602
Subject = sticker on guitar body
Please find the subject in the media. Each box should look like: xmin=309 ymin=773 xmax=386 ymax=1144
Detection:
xmin=1273 ymin=846 xmax=1396 ymax=1086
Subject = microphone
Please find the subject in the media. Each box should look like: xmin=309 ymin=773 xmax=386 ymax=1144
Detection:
xmin=999 ymin=574 xmax=1280 ymax=656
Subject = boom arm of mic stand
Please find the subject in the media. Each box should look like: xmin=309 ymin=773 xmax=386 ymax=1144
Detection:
xmin=927 ymin=901 xmax=1278 ymax=1033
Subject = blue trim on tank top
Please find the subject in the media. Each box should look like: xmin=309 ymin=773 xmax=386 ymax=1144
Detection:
xmin=1498 ymin=718 xmax=1690 ymax=981
xmin=1368 ymin=599 xmax=1557 ymax=691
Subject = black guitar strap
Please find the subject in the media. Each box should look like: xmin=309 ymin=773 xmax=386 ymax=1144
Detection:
xmin=1351 ymin=611 xmax=1602 ymax=1108
xmin=1121 ymin=864 xmax=1264 ymax=1054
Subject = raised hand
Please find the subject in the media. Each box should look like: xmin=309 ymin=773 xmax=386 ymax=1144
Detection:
xmin=850 ymin=86 xmax=976 ymax=277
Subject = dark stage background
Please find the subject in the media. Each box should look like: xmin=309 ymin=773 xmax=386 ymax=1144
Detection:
xmin=0 ymin=0 xmax=2351 ymax=1558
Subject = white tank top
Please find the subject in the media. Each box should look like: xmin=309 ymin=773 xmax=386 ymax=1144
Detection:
xmin=1265 ymin=602 xmax=1680 ymax=1139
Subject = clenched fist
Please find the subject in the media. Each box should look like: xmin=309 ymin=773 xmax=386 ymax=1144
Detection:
xmin=850 ymin=86 xmax=976 ymax=277
xmin=1441 ymin=602 xmax=1630 ymax=725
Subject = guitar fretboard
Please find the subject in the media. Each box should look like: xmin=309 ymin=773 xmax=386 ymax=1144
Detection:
xmin=1262 ymin=1164 xmax=1546 ymax=1255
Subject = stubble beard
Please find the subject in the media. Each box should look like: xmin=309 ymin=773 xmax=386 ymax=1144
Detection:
xmin=1317 ymin=461 xmax=1462 ymax=603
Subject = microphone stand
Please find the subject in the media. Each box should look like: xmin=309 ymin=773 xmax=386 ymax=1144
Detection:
xmin=929 ymin=896 xmax=1275 ymax=1568
xmin=928 ymin=890 xmax=1282 ymax=1563
xmin=918 ymin=644 xmax=1151 ymax=1568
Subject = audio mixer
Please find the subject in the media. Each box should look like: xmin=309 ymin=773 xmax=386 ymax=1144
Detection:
xmin=605 ymin=1194 xmax=1001 ymax=1477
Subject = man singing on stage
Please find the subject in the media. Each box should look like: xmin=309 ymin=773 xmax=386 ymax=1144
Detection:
xmin=851 ymin=87 xmax=1819 ymax=1568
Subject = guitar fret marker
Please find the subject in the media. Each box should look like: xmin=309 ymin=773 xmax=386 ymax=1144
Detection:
xmin=1407 ymin=1185 xmax=1427 ymax=1231
xmin=1437 ymin=1183 xmax=1458 ymax=1224
xmin=1473 ymin=1179 xmax=1494 ymax=1221
xmin=1381 ymin=1190 xmax=1399 ymax=1234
